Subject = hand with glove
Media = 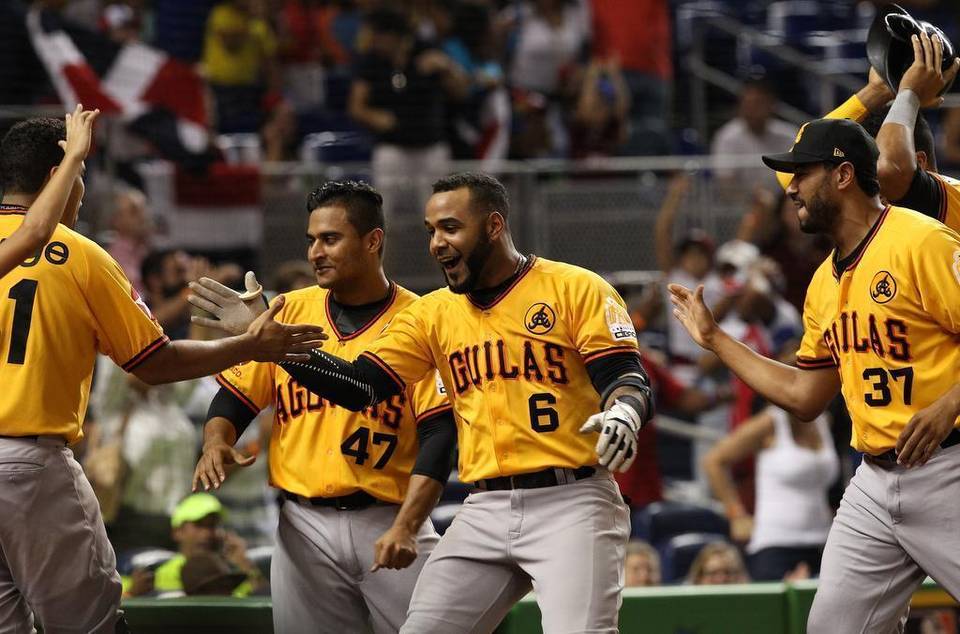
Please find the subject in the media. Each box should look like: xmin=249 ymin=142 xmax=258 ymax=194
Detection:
xmin=188 ymin=271 xmax=268 ymax=335
xmin=579 ymin=394 xmax=647 ymax=472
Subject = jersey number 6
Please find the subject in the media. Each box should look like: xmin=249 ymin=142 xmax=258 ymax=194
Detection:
xmin=529 ymin=393 xmax=560 ymax=433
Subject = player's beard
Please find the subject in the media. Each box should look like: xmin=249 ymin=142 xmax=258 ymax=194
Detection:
xmin=798 ymin=181 xmax=840 ymax=235
xmin=445 ymin=234 xmax=494 ymax=294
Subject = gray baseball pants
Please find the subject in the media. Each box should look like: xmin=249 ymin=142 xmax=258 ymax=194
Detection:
xmin=400 ymin=469 xmax=630 ymax=634
xmin=808 ymin=442 xmax=960 ymax=634
xmin=0 ymin=436 xmax=122 ymax=634
xmin=271 ymin=497 xmax=440 ymax=634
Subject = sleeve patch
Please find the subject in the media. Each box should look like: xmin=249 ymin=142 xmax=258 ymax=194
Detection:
xmin=604 ymin=297 xmax=636 ymax=341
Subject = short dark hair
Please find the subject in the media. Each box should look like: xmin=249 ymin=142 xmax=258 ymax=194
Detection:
xmin=826 ymin=162 xmax=881 ymax=197
xmin=860 ymin=108 xmax=937 ymax=171
xmin=306 ymin=180 xmax=385 ymax=237
xmin=0 ymin=118 xmax=66 ymax=195
xmin=432 ymin=172 xmax=510 ymax=218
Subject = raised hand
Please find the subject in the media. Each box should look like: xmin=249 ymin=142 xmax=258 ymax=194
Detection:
xmin=245 ymin=295 xmax=328 ymax=362
xmin=57 ymin=104 xmax=100 ymax=160
xmin=189 ymin=272 xmax=268 ymax=335
xmin=667 ymin=284 xmax=719 ymax=350
xmin=899 ymin=32 xmax=960 ymax=108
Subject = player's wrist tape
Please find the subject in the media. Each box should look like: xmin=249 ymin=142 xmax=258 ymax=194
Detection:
xmin=599 ymin=373 xmax=653 ymax=424
xmin=885 ymin=89 xmax=920 ymax=130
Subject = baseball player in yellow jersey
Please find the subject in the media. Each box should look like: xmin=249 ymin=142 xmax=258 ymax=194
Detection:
xmin=232 ymin=172 xmax=656 ymax=634
xmin=190 ymin=181 xmax=455 ymax=634
xmin=670 ymin=118 xmax=960 ymax=633
xmin=776 ymin=32 xmax=960 ymax=228
xmin=0 ymin=116 xmax=325 ymax=634
xmin=0 ymin=105 xmax=98 ymax=280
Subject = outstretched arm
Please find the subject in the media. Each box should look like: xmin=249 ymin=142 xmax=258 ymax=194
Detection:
xmin=668 ymin=284 xmax=840 ymax=420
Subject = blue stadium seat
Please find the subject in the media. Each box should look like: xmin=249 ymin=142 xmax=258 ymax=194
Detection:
xmin=660 ymin=533 xmax=730 ymax=583
xmin=299 ymin=131 xmax=372 ymax=164
xmin=633 ymin=501 xmax=729 ymax=546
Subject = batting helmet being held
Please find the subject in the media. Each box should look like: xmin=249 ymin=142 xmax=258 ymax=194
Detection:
xmin=867 ymin=3 xmax=957 ymax=96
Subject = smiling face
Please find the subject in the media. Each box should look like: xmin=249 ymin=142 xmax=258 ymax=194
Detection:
xmin=425 ymin=187 xmax=497 ymax=294
xmin=787 ymin=163 xmax=842 ymax=235
xmin=306 ymin=204 xmax=380 ymax=291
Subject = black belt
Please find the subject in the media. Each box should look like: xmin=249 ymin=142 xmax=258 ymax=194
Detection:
xmin=474 ymin=466 xmax=596 ymax=491
xmin=280 ymin=489 xmax=379 ymax=511
xmin=869 ymin=428 xmax=960 ymax=465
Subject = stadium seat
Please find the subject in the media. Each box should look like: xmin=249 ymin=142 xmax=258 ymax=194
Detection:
xmin=430 ymin=503 xmax=461 ymax=536
xmin=660 ymin=532 xmax=730 ymax=583
xmin=300 ymin=131 xmax=372 ymax=164
xmin=634 ymin=501 xmax=729 ymax=545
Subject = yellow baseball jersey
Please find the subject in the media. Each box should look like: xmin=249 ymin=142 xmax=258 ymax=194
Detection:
xmin=0 ymin=209 xmax=168 ymax=443
xmin=216 ymin=284 xmax=451 ymax=503
xmin=797 ymin=206 xmax=960 ymax=454
xmin=360 ymin=256 xmax=640 ymax=483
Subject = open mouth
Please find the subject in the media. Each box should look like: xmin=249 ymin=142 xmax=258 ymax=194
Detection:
xmin=438 ymin=255 xmax=461 ymax=271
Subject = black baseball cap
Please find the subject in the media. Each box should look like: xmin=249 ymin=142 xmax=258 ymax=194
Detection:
xmin=762 ymin=118 xmax=879 ymax=184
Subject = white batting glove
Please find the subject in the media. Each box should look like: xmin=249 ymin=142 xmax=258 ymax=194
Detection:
xmin=188 ymin=271 xmax=268 ymax=335
xmin=579 ymin=399 xmax=643 ymax=472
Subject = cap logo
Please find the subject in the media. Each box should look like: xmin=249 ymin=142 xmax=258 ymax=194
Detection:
xmin=833 ymin=148 xmax=845 ymax=158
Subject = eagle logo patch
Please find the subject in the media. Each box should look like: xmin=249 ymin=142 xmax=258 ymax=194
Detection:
xmin=525 ymin=303 xmax=556 ymax=335
xmin=870 ymin=271 xmax=897 ymax=304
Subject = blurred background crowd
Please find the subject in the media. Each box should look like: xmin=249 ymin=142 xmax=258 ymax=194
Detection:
xmin=1 ymin=0 xmax=958 ymax=626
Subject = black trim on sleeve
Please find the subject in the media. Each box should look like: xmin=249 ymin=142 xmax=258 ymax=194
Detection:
xmin=279 ymin=349 xmax=403 ymax=412
xmin=207 ymin=385 xmax=258 ymax=439
xmin=412 ymin=409 xmax=457 ymax=484
xmin=894 ymin=168 xmax=944 ymax=220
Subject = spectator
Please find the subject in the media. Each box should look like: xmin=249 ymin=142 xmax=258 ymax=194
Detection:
xmin=349 ymin=7 xmax=468 ymax=216
xmin=181 ymin=552 xmax=250 ymax=596
xmin=502 ymin=0 xmax=590 ymax=157
xmin=107 ymin=186 xmax=153 ymax=295
xmin=202 ymin=0 xmax=282 ymax=134
xmin=571 ymin=57 xmax=631 ymax=159
xmin=269 ymin=260 xmax=316 ymax=295
xmin=686 ymin=542 xmax=750 ymax=585
xmin=124 ymin=493 xmax=266 ymax=597
xmin=140 ymin=249 xmax=242 ymax=340
xmin=703 ymin=396 xmax=838 ymax=581
xmin=590 ymin=0 xmax=673 ymax=156
xmin=441 ymin=0 xmax=511 ymax=162
xmin=624 ymin=540 xmax=661 ymax=587
xmin=711 ymin=78 xmax=798 ymax=196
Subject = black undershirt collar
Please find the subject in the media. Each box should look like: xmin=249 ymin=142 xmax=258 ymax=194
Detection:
xmin=468 ymin=255 xmax=531 ymax=308
xmin=328 ymin=288 xmax=393 ymax=336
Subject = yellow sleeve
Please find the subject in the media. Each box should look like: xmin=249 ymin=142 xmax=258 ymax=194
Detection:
xmin=81 ymin=242 xmax=168 ymax=372
xmin=776 ymin=94 xmax=870 ymax=190
xmin=913 ymin=226 xmax=960 ymax=334
xmin=564 ymin=272 xmax=639 ymax=365
xmin=796 ymin=281 xmax=837 ymax=370
xmin=410 ymin=370 xmax=452 ymax=424
xmin=216 ymin=360 xmax=274 ymax=414
xmin=362 ymin=300 xmax=436 ymax=389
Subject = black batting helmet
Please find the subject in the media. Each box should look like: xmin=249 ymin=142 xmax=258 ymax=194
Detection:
xmin=867 ymin=3 xmax=957 ymax=96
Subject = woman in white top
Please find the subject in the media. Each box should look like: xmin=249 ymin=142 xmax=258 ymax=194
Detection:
xmin=703 ymin=405 xmax=839 ymax=580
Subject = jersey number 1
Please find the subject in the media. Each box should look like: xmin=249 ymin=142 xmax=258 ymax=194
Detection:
xmin=4 ymin=279 xmax=37 ymax=364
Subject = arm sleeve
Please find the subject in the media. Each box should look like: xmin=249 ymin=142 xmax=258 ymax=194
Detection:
xmin=893 ymin=169 xmax=945 ymax=221
xmin=585 ymin=351 xmax=646 ymax=397
xmin=565 ymin=271 xmax=640 ymax=365
xmin=776 ymin=94 xmax=869 ymax=190
xmin=796 ymin=281 xmax=837 ymax=370
xmin=913 ymin=226 xmax=960 ymax=334
xmin=207 ymin=386 xmax=259 ymax=438
xmin=279 ymin=350 xmax=403 ymax=411
xmin=412 ymin=409 xmax=457 ymax=484
xmin=81 ymin=242 xmax=168 ymax=372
